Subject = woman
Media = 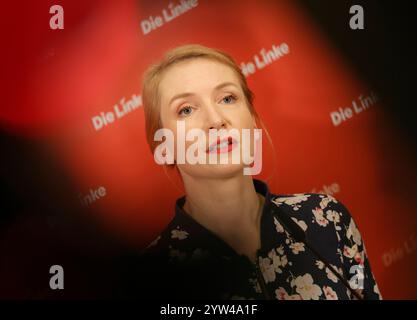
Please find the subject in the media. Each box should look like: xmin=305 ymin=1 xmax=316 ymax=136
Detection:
xmin=129 ymin=44 xmax=382 ymax=300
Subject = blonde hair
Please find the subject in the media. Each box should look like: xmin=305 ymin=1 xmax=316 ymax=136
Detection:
xmin=141 ymin=44 xmax=276 ymax=185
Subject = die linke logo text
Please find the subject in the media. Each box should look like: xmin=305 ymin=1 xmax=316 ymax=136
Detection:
xmin=330 ymin=91 xmax=379 ymax=127
xmin=382 ymin=233 xmax=417 ymax=267
xmin=240 ymin=42 xmax=290 ymax=77
xmin=91 ymin=94 xmax=142 ymax=131
xmin=79 ymin=186 xmax=106 ymax=207
xmin=140 ymin=0 xmax=199 ymax=36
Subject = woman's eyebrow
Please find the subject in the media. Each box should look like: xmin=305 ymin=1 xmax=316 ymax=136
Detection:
xmin=168 ymin=82 xmax=239 ymax=107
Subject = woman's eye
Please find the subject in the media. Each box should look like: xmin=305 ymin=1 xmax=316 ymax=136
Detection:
xmin=221 ymin=94 xmax=237 ymax=104
xmin=178 ymin=106 xmax=193 ymax=117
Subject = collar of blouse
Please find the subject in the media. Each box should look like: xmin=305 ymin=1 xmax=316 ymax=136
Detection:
xmin=172 ymin=179 xmax=283 ymax=261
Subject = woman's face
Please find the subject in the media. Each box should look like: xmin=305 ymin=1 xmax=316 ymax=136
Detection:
xmin=158 ymin=58 xmax=256 ymax=179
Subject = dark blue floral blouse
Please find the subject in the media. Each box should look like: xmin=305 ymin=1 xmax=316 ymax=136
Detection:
xmin=138 ymin=179 xmax=382 ymax=300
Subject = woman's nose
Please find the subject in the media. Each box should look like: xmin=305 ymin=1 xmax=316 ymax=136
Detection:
xmin=209 ymin=118 xmax=226 ymax=130
xmin=205 ymin=104 xmax=226 ymax=130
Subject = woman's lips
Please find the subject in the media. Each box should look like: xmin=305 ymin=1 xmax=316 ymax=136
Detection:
xmin=206 ymin=136 xmax=238 ymax=154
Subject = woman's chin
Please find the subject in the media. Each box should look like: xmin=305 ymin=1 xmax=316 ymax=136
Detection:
xmin=178 ymin=161 xmax=249 ymax=179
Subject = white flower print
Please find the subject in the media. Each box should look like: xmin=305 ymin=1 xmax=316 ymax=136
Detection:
xmin=258 ymin=246 xmax=290 ymax=285
xmin=291 ymin=217 xmax=308 ymax=231
xmin=319 ymin=197 xmax=331 ymax=210
xmin=259 ymin=256 xmax=276 ymax=283
xmin=275 ymin=287 xmax=288 ymax=300
xmin=346 ymin=288 xmax=352 ymax=299
xmin=343 ymin=244 xmax=358 ymax=259
xmin=171 ymin=228 xmax=189 ymax=240
xmin=273 ymin=217 xmax=285 ymax=233
xmin=281 ymin=254 xmax=289 ymax=267
xmin=272 ymin=194 xmax=311 ymax=211
xmin=374 ymin=284 xmax=383 ymax=299
xmin=292 ymin=274 xmax=323 ymax=300
xmin=316 ymin=260 xmax=343 ymax=283
xmin=275 ymin=287 xmax=301 ymax=300
xmin=276 ymin=245 xmax=285 ymax=255
xmin=318 ymin=194 xmax=338 ymax=210
xmin=325 ymin=264 xmax=343 ymax=283
xmin=267 ymin=250 xmax=283 ymax=274
xmin=326 ymin=210 xmax=340 ymax=224
xmin=289 ymin=242 xmax=305 ymax=255
xmin=323 ymin=286 xmax=338 ymax=300
xmin=312 ymin=207 xmax=329 ymax=227
xmin=337 ymin=248 xmax=344 ymax=263
xmin=149 ymin=189 xmax=382 ymax=301
xmin=315 ymin=260 xmax=325 ymax=270
xmin=269 ymin=246 xmax=289 ymax=269
xmin=346 ymin=218 xmax=362 ymax=245
xmin=354 ymin=250 xmax=365 ymax=266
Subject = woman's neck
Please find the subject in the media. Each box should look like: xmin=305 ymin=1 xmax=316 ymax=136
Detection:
xmin=181 ymin=174 xmax=262 ymax=257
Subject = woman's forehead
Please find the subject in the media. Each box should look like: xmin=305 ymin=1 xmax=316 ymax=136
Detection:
xmin=159 ymin=59 xmax=240 ymax=98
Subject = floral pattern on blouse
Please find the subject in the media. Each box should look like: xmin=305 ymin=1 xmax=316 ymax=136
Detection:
xmin=139 ymin=179 xmax=382 ymax=300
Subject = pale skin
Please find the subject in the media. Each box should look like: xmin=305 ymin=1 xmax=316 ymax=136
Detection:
xmin=158 ymin=58 xmax=264 ymax=263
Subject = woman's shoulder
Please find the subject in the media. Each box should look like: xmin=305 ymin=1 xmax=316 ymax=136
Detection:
xmin=139 ymin=217 xmax=197 ymax=263
xmin=268 ymin=192 xmax=359 ymax=249
xmin=142 ymin=192 xmax=356 ymax=252
xmin=269 ymin=192 xmax=354 ymax=225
